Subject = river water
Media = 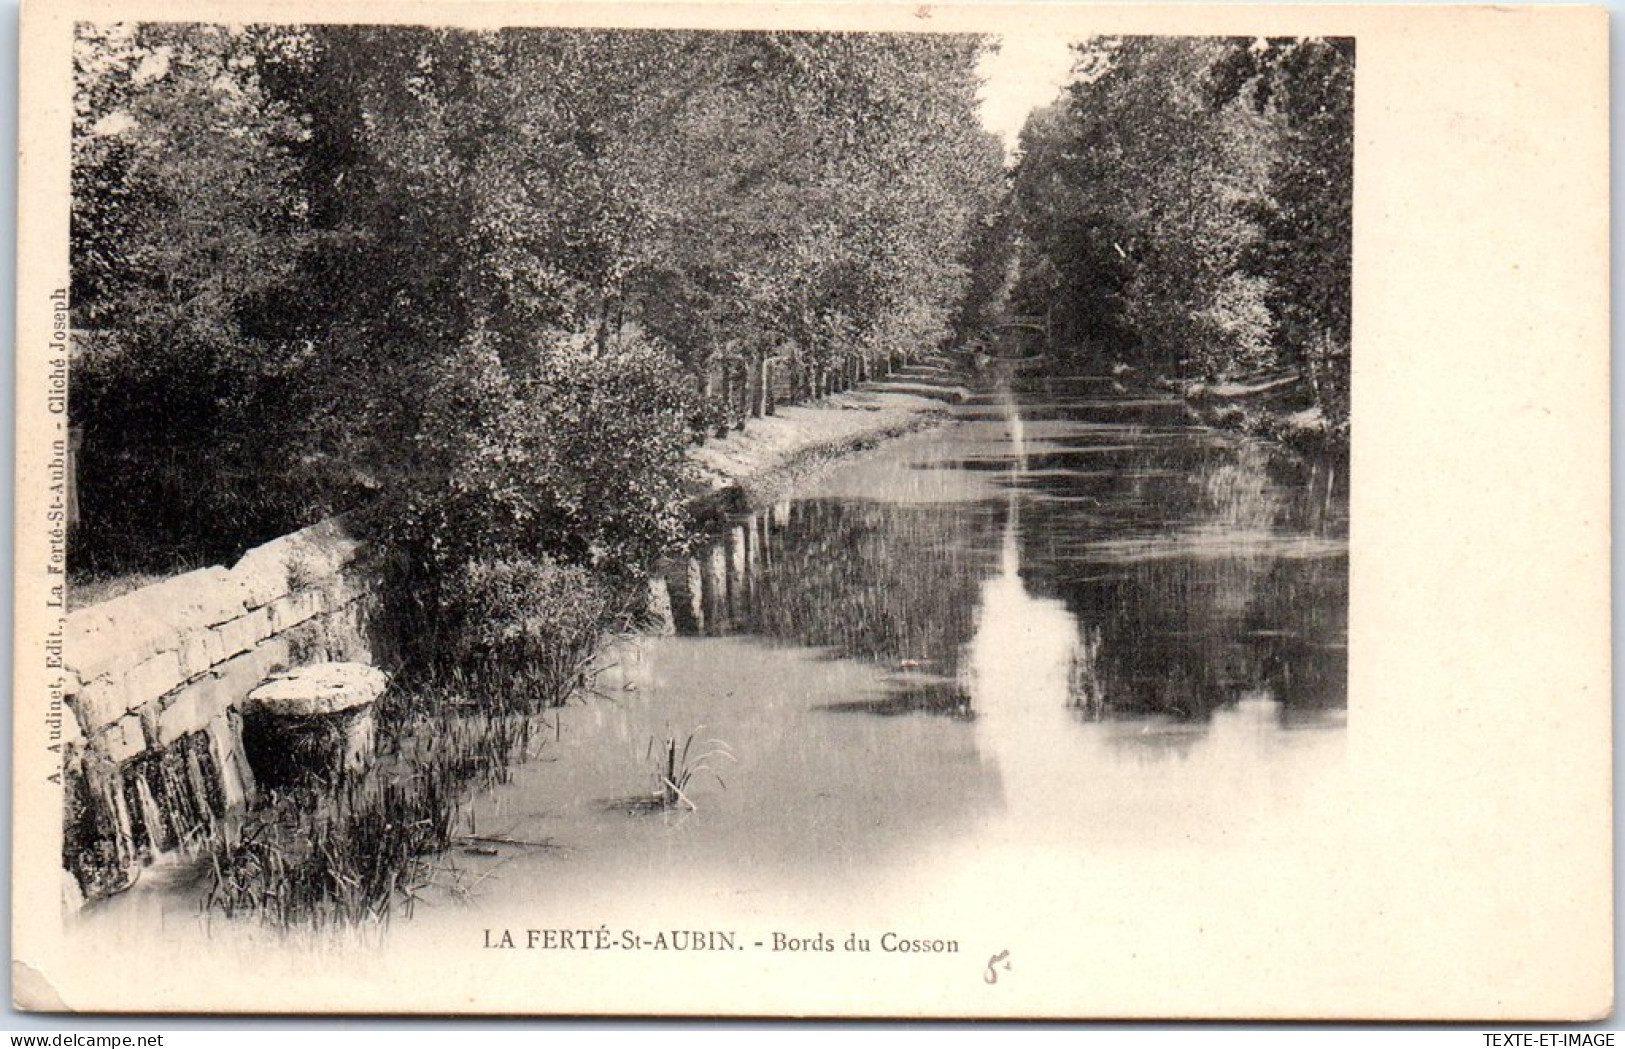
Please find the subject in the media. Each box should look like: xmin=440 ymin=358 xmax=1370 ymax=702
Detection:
xmin=68 ymin=373 xmax=1351 ymax=1009
xmin=399 ymin=374 xmax=1349 ymax=934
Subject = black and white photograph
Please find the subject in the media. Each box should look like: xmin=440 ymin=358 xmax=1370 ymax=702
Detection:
xmin=10 ymin=1 xmax=1609 ymax=1020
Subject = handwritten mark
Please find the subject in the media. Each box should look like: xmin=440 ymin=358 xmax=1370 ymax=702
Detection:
xmin=985 ymin=949 xmax=1011 ymax=985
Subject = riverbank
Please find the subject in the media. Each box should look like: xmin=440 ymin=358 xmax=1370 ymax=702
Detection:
xmin=68 ymin=365 xmax=971 ymax=613
xmin=1174 ymin=373 xmax=1348 ymax=457
xmin=687 ymin=366 xmax=969 ymax=506
xmin=66 ymin=361 xmax=973 ymax=921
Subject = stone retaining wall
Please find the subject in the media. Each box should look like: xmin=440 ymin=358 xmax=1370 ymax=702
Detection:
xmin=62 ymin=517 xmax=387 ymax=905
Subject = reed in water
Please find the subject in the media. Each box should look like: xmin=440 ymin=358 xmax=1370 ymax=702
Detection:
xmin=203 ymin=664 xmax=570 ymax=930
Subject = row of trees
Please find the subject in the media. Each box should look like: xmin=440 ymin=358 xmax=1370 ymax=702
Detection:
xmin=71 ymin=25 xmax=1008 ymax=644
xmin=1011 ymin=36 xmax=1352 ymax=431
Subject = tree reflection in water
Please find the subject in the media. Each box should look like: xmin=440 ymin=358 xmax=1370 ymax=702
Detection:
xmin=665 ymin=379 xmax=1347 ymax=733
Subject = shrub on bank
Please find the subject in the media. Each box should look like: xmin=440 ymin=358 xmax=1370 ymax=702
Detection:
xmin=361 ymin=332 xmax=697 ymax=695
xmin=436 ymin=557 xmax=616 ymax=711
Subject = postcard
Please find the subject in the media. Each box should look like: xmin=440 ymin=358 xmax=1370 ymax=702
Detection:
xmin=12 ymin=0 xmax=1610 ymax=1019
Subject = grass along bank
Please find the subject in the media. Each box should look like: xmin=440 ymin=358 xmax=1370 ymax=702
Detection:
xmin=688 ymin=358 xmax=969 ymax=506
xmin=1171 ymin=370 xmax=1348 ymax=457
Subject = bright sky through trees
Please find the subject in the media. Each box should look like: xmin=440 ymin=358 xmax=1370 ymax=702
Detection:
xmin=977 ymin=33 xmax=1077 ymax=153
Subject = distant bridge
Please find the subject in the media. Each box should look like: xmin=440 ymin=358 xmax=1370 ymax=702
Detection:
xmin=984 ymin=316 xmax=1048 ymax=362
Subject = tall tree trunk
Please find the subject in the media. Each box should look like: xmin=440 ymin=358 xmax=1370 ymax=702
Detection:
xmin=753 ymin=352 xmax=770 ymax=418
xmin=594 ymin=292 xmax=612 ymax=355
xmin=705 ymin=360 xmax=728 ymax=438
xmin=1305 ymin=332 xmax=1326 ymax=414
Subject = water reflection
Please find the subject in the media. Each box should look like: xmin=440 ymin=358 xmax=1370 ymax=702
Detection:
xmin=531 ymin=374 xmax=1348 ymax=891
xmin=666 ymin=496 xmax=1004 ymax=716
xmin=1013 ymin=429 xmax=1347 ymax=724
xmin=668 ymin=379 xmax=1348 ymax=731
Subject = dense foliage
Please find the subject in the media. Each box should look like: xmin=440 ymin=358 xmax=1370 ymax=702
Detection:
xmin=1011 ymin=36 xmax=1353 ymax=434
xmin=70 ymin=24 xmax=1007 ymax=657
xmin=70 ymin=26 xmax=326 ymax=569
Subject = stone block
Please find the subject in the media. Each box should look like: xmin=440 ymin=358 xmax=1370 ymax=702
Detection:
xmin=196 ymin=626 xmax=235 ymax=672
xmin=256 ymin=605 xmax=282 ymax=643
xmin=265 ymin=593 xmax=299 ymax=634
xmin=254 ymin=636 xmax=294 ymax=679
xmin=292 ymin=517 xmax=363 ymax=576
xmin=175 ymin=625 xmax=220 ymax=684
xmin=156 ymin=686 xmax=214 ymax=747
xmin=229 ymin=544 xmax=292 ymax=611
xmin=232 ymin=517 xmax=362 ymax=610
xmin=137 ymin=704 xmax=162 ymax=751
xmin=211 ymin=608 xmax=275 ymax=663
xmin=349 ymin=607 xmax=384 ymax=665
xmin=67 ymin=567 xmax=239 ymax=682
xmin=279 ymin=617 xmax=327 ymax=665
xmin=266 ymin=587 xmax=328 ymax=634
xmin=120 ymin=651 xmax=186 ymax=711
xmin=205 ymin=638 xmax=293 ymax=710
xmin=246 ymin=662 xmax=388 ymax=717
xmin=205 ymin=712 xmax=255 ymax=811
xmin=172 ymin=667 xmax=230 ymax=724
xmin=328 ymin=570 xmax=368 ymax=607
xmin=96 ymin=713 xmax=147 ymax=765
xmin=306 ymin=587 xmax=334 ymax=620
xmin=318 ymin=602 xmax=375 ymax=664
xmin=68 ymin=676 xmax=124 ymax=735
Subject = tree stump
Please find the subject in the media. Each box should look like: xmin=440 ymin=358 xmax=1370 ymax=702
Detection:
xmin=242 ymin=662 xmax=387 ymax=789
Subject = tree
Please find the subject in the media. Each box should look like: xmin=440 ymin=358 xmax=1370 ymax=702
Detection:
xmin=71 ymin=24 xmax=1014 ymax=607
xmin=1010 ymin=101 xmax=1137 ymax=351
xmin=71 ymin=23 xmax=322 ymax=571
xmin=1217 ymin=38 xmax=1354 ymax=426
xmin=1010 ymin=34 xmax=1352 ymax=435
